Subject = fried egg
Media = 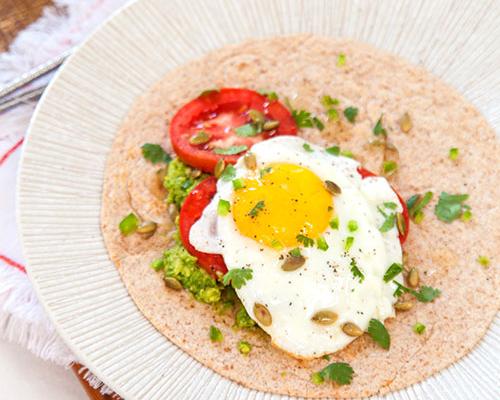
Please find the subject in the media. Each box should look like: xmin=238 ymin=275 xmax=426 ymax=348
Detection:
xmin=190 ymin=136 xmax=403 ymax=358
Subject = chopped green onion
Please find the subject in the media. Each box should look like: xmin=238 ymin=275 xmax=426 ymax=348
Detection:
xmin=413 ymin=322 xmax=426 ymax=335
xmin=217 ymin=199 xmax=230 ymax=216
xmin=327 ymin=108 xmax=339 ymax=121
xmin=289 ymin=248 xmax=302 ymax=257
xmin=337 ymin=53 xmax=346 ymax=67
xmin=347 ymin=220 xmax=358 ymax=232
xmin=382 ymin=160 xmax=398 ymax=175
xmin=341 ymin=150 xmax=355 ymax=158
xmin=321 ymin=95 xmax=340 ymax=108
xmin=316 ymin=236 xmax=329 ymax=251
xmin=477 ymin=256 xmax=490 ymax=268
xmin=237 ymin=340 xmax=252 ymax=355
xmin=209 ymin=325 xmax=223 ymax=342
xmin=232 ymin=178 xmax=245 ymax=190
xmin=326 ymin=146 xmax=340 ymax=156
xmin=461 ymin=209 xmax=472 ymax=222
xmin=119 ymin=213 xmax=139 ymax=236
xmin=373 ymin=115 xmax=387 ymax=137
xmin=248 ymin=200 xmax=265 ymax=217
xmin=330 ymin=216 xmax=339 ymax=230
xmin=312 ymin=117 xmax=325 ymax=131
xmin=344 ymin=236 xmax=354 ymax=252
xmin=219 ymin=164 xmax=236 ymax=181
xmin=449 ymin=147 xmax=459 ymax=161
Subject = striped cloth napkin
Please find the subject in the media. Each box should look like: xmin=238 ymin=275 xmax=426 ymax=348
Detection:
xmin=0 ymin=0 xmax=127 ymax=394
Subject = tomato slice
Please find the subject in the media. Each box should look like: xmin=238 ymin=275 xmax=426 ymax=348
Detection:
xmin=357 ymin=167 xmax=410 ymax=244
xmin=179 ymin=177 xmax=228 ymax=277
xmin=170 ymin=88 xmax=297 ymax=173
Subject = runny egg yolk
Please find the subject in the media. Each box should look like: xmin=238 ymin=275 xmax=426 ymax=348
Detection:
xmin=232 ymin=163 xmax=333 ymax=248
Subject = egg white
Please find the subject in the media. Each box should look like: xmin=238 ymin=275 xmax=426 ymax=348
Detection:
xmin=190 ymin=136 xmax=403 ymax=358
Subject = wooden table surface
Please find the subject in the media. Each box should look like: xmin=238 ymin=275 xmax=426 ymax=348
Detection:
xmin=1 ymin=1 xmax=117 ymax=398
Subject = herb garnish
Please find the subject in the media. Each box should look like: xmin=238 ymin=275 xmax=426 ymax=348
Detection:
xmin=217 ymin=199 xmax=230 ymax=216
xmin=297 ymin=234 xmax=314 ymax=247
xmin=407 ymin=191 xmax=433 ymax=223
xmin=393 ymin=281 xmax=441 ymax=302
xmin=235 ymin=123 xmax=258 ymax=137
xmin=214 ymin=145 xmax=248 ymax=155
xmin=337 ymin=53 xmax=346 ymax=67
xmin=327 ymin=108 xmax=339 ymax=121
xmin=303 ymin=143 xmax=314 ymax=152
xmin=321 ymin=95 xmax=340 ymax=108
xmin=329 ymin=216 xmax=339 ymax=230
xmin=232 ymin=178 xmax=245 ymax=190
xmin=373 ymin=115 xmax=387 ymax=137
xmin=219 ymin=164 xmax=236 ymax=181
xmin=449 ymin=147 xmax=459 ymax=161
xmin=119 ymin=213 xmax=139 ymax=235
xmin=292 ymin=109 xmax=314 ymax=128
xmin=209 ymin=325 xmax=223 ymax=342
xmin=379 ymin=213 xmax=396 ymax=232
xmin=141 ymin=143 xmax=172 ymax=164
xmin=237 ymin=340 xmax=252 ymax=355
xmin=258 ymin=90 xmax=278 ymax=101
xmin=344 ymin=236 xmax=354 ymax=251
xmin=311 ymin=362 xmax=354 ymax=386
xmin=477 ymin=256 xmax=490 ymax=268
xmin=312 ymin=117 xmax=325 ymax=130
xmin=222 ymin=268 xmax=253 ymax=289
xmin=260 ymin=167 xmax=272 ymax=178
xmin=368 ymin=318 xmax=390 ymax=349
xmin=384 ymin=202 xmax=397 ymax=210
xmin=248 ymin=200 xmax=265 ymax=217
xmin=326 ymin=146 xmax=340 ymax=156
xmin=434 ymin=192 xmax=470 ymax=223
xmin=347 ymin=220 xmax=358 ymax=232
xmin=316 ymin=236 xmax=329 ymax=251
xmin=343 ymin=107 xmax=358 ymax=123
xmin=383 ymin=263 xmax=403 ymax=282
xmin=413 ymin=322 xmax=426 ymax=335
xmin=289 ymin=248 xmax=302 ymax=257
xmin=382 ymin=160 xmax=398 ymax=175
xmin=350 ymin=258 xmax=364 ymax=282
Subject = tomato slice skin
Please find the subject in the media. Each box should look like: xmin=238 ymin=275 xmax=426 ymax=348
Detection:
xmin=179 ymin=177 xmax=228 ymax=277
xmin=357 ymin=167 xmax=410 ymax=244
xmin=170 ymin=88 xmax=297 ymax=173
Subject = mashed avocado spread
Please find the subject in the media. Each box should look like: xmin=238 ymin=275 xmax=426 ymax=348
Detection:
xmin=164 ymin=158 xmax=206 ymax=209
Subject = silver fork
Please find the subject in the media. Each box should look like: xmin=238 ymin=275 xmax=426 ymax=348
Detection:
xmin=0 ymin=50 xmax=71 ymax=114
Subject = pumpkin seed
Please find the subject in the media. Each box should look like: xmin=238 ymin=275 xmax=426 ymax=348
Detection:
xmin=399 ymin=112 xmax=412 ymax=133
xmin=281 ymin=255 xmax=306 ymax=271
xmin=189 ymin=131 xmax=210 ymax=145
xmin=394 ymin=301 xmax=413 ymax=311
xmin=311 ymin=310 xmax=338 ymax=325
xmin=263 ymin=120 xmax=280 ymax=131
xmin=137 ymin=221 xmax=157 ymax=238
xmin=324 ymin=180 xmax=341 ymax=195
xmin=396 ymin=213 xmax=406 ymax=237
xmin=214 ymin=159 xmax=226 ymax=178
xmin=407 ymin=267 xmax=419 ymax=288
xmin=164 ymin=277 xmax=182 ymax=291
xmin=341 ymin=322 xmax=363 ymax=337
xmin=244 ymin=153 xmax=257 ymax=170
xmin=253 ymin=303 xmax=272 ymax=326
xmin=191 ymin=169 xmax=202 ymax=178
xmin=248 ymin=109 xmax=265 ymax=124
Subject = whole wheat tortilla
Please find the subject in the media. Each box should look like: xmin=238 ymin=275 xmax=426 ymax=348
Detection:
xmin=101 ymin=34 xmax=499 ymax=398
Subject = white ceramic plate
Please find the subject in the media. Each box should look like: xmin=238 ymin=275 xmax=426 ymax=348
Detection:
xmin=18 ymin=0 xmax=499 ymax=399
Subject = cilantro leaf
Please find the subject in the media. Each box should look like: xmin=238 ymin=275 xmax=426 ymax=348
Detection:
xmin=383 ymin=263 xmax=403 ymax=282
xmin=368 ymin=318 xmax=390 ymax=349
xmin=296 ymin=234 xmax=314 ymax=247
xmin=219 ymin=165 xmax=236 ymax=181
xmin=343 ymin=107 xmax=358 ymax=123
xmin=350 ymin=258 xmax=364 ymax=282
xmin=141 ymin=143 xmax=172 ymax=164
xmin=373 ymin=115 xmax=387 ymax=137
xmin=414 ymin=286 xmax=441 ymax=303
xmin=222 ymin=268 xmax=253 ymax=289
xmin=292 ymin=109 xmax=314 ymax=128
xmin=214 ymin=145 xmax=248 ymax=155
xmin=317 ymin=362 xmax=354 ymax=385
xmin=235 ymin=124 xmax=258 ymax=137
xmin=248 ymin=200 xmax=265 ymax=217
xmin=434 ymin=192 xmax=470 ymax=222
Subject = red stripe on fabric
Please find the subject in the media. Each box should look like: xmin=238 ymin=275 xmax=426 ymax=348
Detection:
xmin=0 ymin=254 xmax=26 ymax=273
xmin=0 ymin=137 xmax=24 ymax=166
